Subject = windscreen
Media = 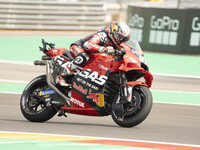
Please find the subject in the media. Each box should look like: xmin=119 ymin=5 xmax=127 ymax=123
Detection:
xmin=127 ymin=39 xmax=146 ymax=64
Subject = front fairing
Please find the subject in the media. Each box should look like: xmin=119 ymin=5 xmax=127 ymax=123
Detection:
xmin=119 ymin=40 xmax=153 ymax=87
xmin=119 ymin=49 xmax=141 ymax=72
xmin=126 ymin=39 xmax=146 ymax=64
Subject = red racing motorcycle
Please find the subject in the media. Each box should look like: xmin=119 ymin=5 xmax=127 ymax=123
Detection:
xmin=20 ymin=39 xmax=153 ymax=127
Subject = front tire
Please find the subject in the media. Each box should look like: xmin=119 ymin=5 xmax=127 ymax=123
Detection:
xmin=20 ymin=75 xmax=57 ymax=122
xmin=111 ymin=85 xmax=152 ymax=127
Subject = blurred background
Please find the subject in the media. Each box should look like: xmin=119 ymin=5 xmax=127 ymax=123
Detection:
xmin=0 ymin=0 xmax=199 ymax=54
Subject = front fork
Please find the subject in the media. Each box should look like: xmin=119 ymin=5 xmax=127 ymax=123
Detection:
xmin=112 ymin=71 xmax=132 ymax=118
xmin=118 ymin=71 xmax=132 ymax=103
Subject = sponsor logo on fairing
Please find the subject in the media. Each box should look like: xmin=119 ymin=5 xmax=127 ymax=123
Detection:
xmin=70 ymin=97 xmax=85 ymax=108
xmin=79 ymin=69 xmax=108 ymax=85
xmin=87 ymin=89 xmax=100 ymax=103
xmin=39 ymin=90 xmax=56 ymax=96
xmin=73 ymin=82 xmax=88 ymax=95
xmin=55 ymin=56 xmax=66 ymax=66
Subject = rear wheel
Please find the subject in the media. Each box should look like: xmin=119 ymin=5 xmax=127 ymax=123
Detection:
xmin=111 ymin=85 xmax=152 ymax=127
xmin=20 ymin=75 xmax=57 ymax=122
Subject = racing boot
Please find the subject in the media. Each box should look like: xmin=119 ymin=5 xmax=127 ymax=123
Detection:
xmin=57 ymin=52 xmax=89 ymax=87
xmin=57 ymin=73 xmax=71 ymax=87
xmin=57 ymin=61 xmax=78 ymax=87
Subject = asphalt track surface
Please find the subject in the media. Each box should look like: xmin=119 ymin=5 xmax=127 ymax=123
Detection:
xmin=0 ymin=31 xmax=200 ymax=149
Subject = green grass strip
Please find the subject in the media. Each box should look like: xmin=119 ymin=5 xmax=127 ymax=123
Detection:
xmin=0 ymin=37 xmax=81 ymax=63
xmin=0 ymin=37 xmax=200 ymax=76
xmin=152 ymin=90 xmax=200 ymax=105
xmin=145 ymin=52 xmax=200 ymax=76
xmin=0 ymin=83 xmax=26 ymax=93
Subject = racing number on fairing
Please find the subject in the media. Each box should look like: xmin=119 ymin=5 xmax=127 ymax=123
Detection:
xmin=79 ymin=69 xmax=108 ymax=85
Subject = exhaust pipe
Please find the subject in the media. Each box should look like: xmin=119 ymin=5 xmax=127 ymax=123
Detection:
xmin=45 ymin=61 xmax=71 ymax=107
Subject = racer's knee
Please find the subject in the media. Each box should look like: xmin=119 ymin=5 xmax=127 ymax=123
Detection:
xmin=73 ymin=52 xmax=89 ymax=66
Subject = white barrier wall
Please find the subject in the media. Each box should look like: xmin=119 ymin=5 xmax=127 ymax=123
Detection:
xmin=0 ymin=1 xmax=106 ymax=31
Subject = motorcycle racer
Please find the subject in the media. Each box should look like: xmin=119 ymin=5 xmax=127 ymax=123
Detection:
xmin=56 ymin=22 xmax=131 ymax=86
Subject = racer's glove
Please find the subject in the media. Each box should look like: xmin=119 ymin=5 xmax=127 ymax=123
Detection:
xmin=98 ymin=46 xmax=115 ymax=54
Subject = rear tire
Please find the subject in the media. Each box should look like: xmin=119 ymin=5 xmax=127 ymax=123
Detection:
xmin=20 ymin=75 xmax=57 ymax=122
xmin=111 ymin=85 xmax=152 ymax=127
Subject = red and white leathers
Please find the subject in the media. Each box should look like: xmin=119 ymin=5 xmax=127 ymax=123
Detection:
xmin=58 ymin=22 xmax=130 ymax=86
xmin=56 ymin=30 xmax=115 ymax=86
xmin=70 ymin=30 xmax=117 ymax=56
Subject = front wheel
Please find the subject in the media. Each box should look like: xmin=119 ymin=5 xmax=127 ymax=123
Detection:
xmin=111 ymin=85 xmax=152 ymax=127
xmin=20 ymin=75 xmax=57 ymax=122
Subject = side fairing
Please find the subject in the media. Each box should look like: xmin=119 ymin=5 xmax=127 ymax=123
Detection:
xmin=67 ymin=54 xmax=114 ymax=116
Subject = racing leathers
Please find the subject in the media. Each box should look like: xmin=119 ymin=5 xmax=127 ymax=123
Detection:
xmin=57 ymin=30 xmax=120 ymax=86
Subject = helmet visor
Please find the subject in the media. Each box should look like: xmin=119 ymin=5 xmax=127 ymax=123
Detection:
xmin=120 ymin=36 xmax=130 ymax=43
xmin=114 ymin=33 xmax=130 ymax=44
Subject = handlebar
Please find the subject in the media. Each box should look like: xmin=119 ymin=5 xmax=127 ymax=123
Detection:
xmin=104 ymin=48 xmax=126 ymax=56
xmin=114 ymin=49 xmax=126 ymax=56
xmin=113 ymin=49 xmax=126 ymax=61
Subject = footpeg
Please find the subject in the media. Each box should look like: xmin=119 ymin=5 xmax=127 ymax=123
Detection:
xmin=58 ymin=109 xmax=67 ymax=117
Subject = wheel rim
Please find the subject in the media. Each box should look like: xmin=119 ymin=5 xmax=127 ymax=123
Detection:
xmin=124 ymin=90 xmax=142 ymax=116
xmin=125 ymin=87 xmax=146 ymax=118
xmin=25 ymin=82 xmax=49 ymax=114
xmin=113 ymin=87 xmax=146 ymax=120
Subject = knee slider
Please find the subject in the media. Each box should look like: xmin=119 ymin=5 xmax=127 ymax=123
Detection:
xmin=73 ymin=52 xmax=89 ymax=66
